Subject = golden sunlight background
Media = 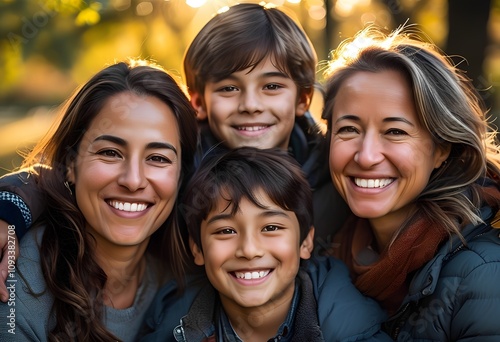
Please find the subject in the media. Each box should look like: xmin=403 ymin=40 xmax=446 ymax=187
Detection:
xmin=1 ymin=0 xmax=500 ymax=175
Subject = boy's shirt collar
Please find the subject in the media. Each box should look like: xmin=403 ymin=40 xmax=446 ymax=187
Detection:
xmin=216 ymin=281 xmax=299 ymax=342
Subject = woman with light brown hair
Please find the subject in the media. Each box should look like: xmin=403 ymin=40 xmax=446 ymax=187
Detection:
xmin=323 ymin=25 xmax=500 ymax=340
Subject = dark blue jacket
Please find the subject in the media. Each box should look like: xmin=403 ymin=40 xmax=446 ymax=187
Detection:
xmin=140 ymin=257 xmax=392 ymax=342
xmin=165 ymin=271 xmax=324 ymax=342
xmin=385 ymin=205 xmax=500 ymax=341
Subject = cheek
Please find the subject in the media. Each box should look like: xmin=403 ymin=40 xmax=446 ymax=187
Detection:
xmin=209 ymin=97 xmax=234 ymax=118
xmin=277 ymin=244 xmax=301 ymax=279
xmin=151 ymin=166 xmax=181 ymax=200
xmin=394 ymin=143 xmax=435 ymax=177
xmin=272 ymin=236 xmax=300 ymax=260
xmin=74 ymin=162 xmax=116 ymax=196
xmin=411 ymin=139 xmax=437 ymax=168
xmin=329 ymin=139 xmax=351 ymax=174
xmin=72 ymin=168 xmax=108 ymax=227
xmin=203 ymin=242 xmax=230 ymax=272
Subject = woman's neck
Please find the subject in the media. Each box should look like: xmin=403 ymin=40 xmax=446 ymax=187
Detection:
xmin=94 ymin=241 xmax=149 ymax=309
xmin=369 ymin=206 xmax=416 ymax=252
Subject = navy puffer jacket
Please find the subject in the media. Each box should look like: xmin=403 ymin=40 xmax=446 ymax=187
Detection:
xmin=385 ymin=205 xmax=500 ymax=341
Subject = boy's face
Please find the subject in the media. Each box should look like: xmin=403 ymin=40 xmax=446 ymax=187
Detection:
xmin=191 ymin=57 xmax=310 ymax=150
xmin=190 ymin=189 xmax=313 ymax=313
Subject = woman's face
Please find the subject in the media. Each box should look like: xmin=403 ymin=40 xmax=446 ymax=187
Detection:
xmin=68 ymin=91 xmax=181 ymax=250
xmin=328 ymin=70 xmax=449 ymax=230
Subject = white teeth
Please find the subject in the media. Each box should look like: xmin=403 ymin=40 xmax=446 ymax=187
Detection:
xmin=354 ymin=178 xmax=393 ymax=188
xmin=109 ymin=201 xmax=148 ymax=212
xmin=234 ymin=270 xmax=270 ymax=279
xmin=237 ymin=126 xmax=267 ymax=131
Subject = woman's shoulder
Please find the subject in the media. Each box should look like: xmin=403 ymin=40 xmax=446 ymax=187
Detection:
xmin=17 ymin=225 xmax=46 ymax=284
xmin=466 ymin=226 xmax=500 ymax=257
xmin=1 ymin=224 xmax=53 ymax=340
xmin=16 ymin=224 xmax=50 ymax=293
xmin=408 ymin=226 xmax=500 ymax=340
xmin=442 ymin=225 xmax=500 ymax=277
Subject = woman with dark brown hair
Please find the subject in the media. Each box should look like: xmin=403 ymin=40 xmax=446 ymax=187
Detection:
xmin=0 ymin=59 xmax=198 ymax=341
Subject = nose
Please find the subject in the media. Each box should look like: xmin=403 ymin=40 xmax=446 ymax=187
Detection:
xmin=117 ymin=158 xmax=148 ymax=192
xmin=235 ymin=231 xmax=264 ymax=259
xmin=238 ymin=89 xmax=263 ymax=114
xmin=354 ymin=132 xmax=384 ymax=168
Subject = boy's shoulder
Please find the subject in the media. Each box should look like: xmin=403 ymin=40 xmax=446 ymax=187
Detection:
xmin=139 ymin=272 xmax=209 ymax=342
xmin=302 ymin=257 xmax=391 ymax=341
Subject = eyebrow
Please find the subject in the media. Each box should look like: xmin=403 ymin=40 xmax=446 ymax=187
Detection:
xmin=93 ymin=135 xmax=178 ymax=155
xmin=335 ymin=115 xmax=414 ymax=126
xmin=206 ymin=208 xmax=291 ymax=225
xmin=261 ymin=71 xmax=290 ymax=79
xmin=222 ymin=70 xmax=290 ymax=82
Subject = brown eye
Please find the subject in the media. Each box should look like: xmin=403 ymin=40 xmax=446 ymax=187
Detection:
xmin=98 ymin=149 xmax=120 ymax=158
xmin=264 ymin=84 xmax=281 ymax=90
xmin=386 ymin=128 xmax=408 ymax=136
xmin=217 ymin=228 xmax=236 ymax=235
xmin=336 ymin=126 xmax=358 ymax=134
xmin=148 ymin=155 xmax=171 ymax=164
xmin=262 ymin=225 xmax=280 ymax=232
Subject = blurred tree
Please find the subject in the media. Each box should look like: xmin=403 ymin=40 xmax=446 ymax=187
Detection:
xmin=446 ymin=0 xmax=495 ymax=113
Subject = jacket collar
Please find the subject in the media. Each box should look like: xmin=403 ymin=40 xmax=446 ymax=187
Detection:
xmin=176 ymin=270 xmax=324 ymax=341
xmin=216 ymin=282 xmax=300 ymax=342
xmin=403 ymin=205 xmax=495 ymax=305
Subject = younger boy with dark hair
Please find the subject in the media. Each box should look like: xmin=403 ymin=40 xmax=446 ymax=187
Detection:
xmin=141 ymin=147 xmax=390 ymax=341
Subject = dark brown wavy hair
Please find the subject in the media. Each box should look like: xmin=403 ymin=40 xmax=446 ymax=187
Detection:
xmin=21 ymin=59 xmax=198 ymax=341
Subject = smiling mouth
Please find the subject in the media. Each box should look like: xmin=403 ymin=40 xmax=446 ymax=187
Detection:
xmin=353 ymin=178 xmax=394 ymax=188
xmin=233 ymin=270 xmax=271 ymax=279
xmin=108 ymin=200 xmax=149 ymax=212
xmin=235 ymin=125 xmax=270 ymax=132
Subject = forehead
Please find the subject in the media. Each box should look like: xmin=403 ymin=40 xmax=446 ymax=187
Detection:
xmin=210 ymin=55 xmax=291 ymax=82
xmin=333 ymin=70 xmax=416 ymax=119
xmin=207 ymin=187 xmax=286 ymax=216
xmin=341 ymin=70 xmax=410 ymax=97
xmin=84 ymin=92 xmax=181 ymax=146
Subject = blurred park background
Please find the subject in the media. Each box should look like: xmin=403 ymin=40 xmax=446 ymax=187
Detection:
xmin=1 ymin=0 xmax=499 ymax=176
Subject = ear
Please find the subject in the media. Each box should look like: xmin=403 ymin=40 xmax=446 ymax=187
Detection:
xmin=66 ymin=161 xmax=76 ymax=184
xmin=189 ymin=236 xmax=205 ymax=266
xmin=189 ymin=91 xmax=207 ymax=120
xmin=299 ymin=226 xmax=315 ymax=260
xmin=295 ymin=89 xmax=313 ymax=117
xmin=434 ymin=142 xmax=452 ymax=168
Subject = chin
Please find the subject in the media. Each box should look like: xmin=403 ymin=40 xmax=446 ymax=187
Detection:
xmin=351 ymin=206 xmax=384 ymax=219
